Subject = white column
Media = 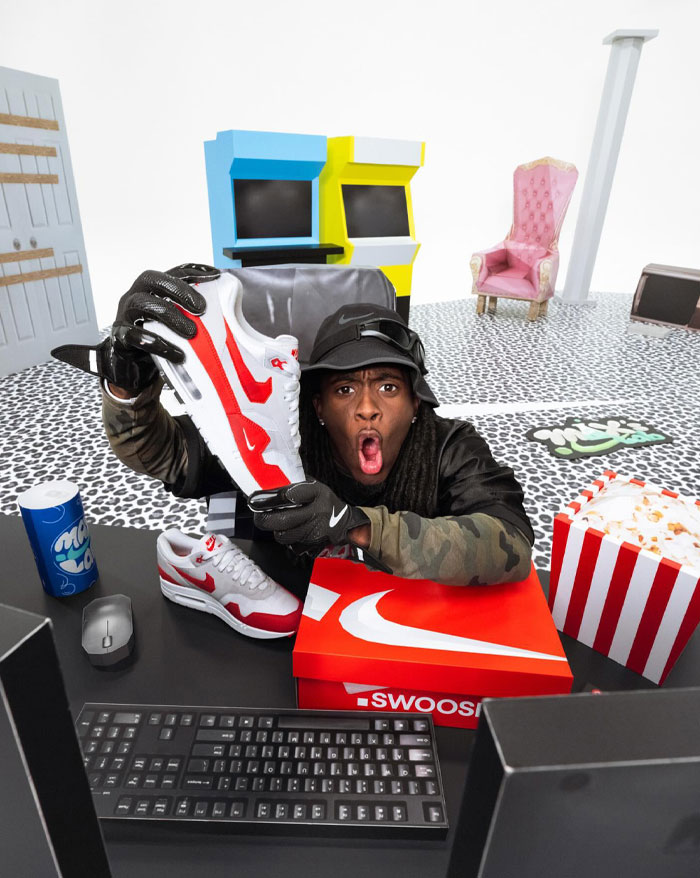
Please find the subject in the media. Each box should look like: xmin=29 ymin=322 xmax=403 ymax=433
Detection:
xmin=561 ymin=29 xmax=658 ymax=304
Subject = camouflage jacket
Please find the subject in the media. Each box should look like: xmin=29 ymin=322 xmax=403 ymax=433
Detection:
xmin=102 ymin=381 xmax=533 ymax=586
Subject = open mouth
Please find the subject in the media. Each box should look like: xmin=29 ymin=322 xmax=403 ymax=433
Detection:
xmin=358 ymin=431 xmax=383 ymax=476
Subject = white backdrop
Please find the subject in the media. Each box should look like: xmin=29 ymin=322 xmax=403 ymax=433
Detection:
xmin=3 ymin=0 xmax=699 ymax=326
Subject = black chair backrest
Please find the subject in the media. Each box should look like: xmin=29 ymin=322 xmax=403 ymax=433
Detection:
xmin=231 ymin=264 xmax=396 ymax=363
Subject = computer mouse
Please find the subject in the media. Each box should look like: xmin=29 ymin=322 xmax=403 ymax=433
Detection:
xmin=82 ymin=594 xmax=135 ymax=667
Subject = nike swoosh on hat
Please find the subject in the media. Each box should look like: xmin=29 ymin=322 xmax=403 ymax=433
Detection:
xmin=339 ymin=312 xmax=374 ymax=324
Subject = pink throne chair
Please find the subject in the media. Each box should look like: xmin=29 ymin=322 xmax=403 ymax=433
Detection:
xmin=470 ymin=157 xmax=578 ymax=320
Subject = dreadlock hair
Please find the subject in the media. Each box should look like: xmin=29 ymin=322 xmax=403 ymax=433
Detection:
xmin=298 ymin=370 xmax=440 ymax=518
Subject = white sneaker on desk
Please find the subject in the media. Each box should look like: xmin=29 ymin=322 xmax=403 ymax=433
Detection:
xmin=157 ymin=529 xmax=302 ymax=639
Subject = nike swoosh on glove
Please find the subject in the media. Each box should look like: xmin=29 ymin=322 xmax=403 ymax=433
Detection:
xmin=249 ymin=480 xmax=391 ymax=573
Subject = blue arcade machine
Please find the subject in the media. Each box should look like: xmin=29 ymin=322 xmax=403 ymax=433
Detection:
xmin=204 ymin=129 xmax=344 ymax=268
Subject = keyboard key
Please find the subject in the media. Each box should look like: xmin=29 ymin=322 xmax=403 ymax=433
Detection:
xmin=194 ymin=801 xmax=209 ymax=817
xmin=117 ymin=742 xmax=132 ymax=755
xmin=212 ymin=802 xmax=226 ymax=818
xmin=400 ymin=735 xmax=432 ymax=746
xmin=414 ymin=765 xmax=436 ymax=778
xmin=230 ymin=802 xmax=245 ymax=818
xmin=219 ymin=715 xmax=235 ymax=728
xmin=135 ymin=800 xmax=150 ymax=816
xmin=175 ymin=799 xmax=190 ymax=817
xmin=200 ymin=714 xmax=216 ymax=727
xmin=195 ymin=729 xmax=236 ymax=742
xmin=164 ymin=713 xmax=178 ymax=726
xmin=180 ymin=714 xmax=194 ymax=726
xmin=239 ymin=716 xmax=254 ymax=728
xmin=166 ymin=758 xmax=181 ymax=772
xmin=256 ymin=802 xmax=271 ymax=818
xmin=115 ymin=797 xmax=133 ymax=815
xmin=258 ymin=716 xmax=274 ymax=729
xmin=392 ymin=805 xmax=407 ymax=822
xmin=153 ymin=798 xmax=170 ymax=816
xmin=311 ymin=804 xmax=325 ymax=820
xmin=425 ymin=804 xmax=445 ymax=823
xmin=148 ymin=713 xmax=162 ymax=725
xmin=159 ymin=728 xmax=174 ymax=741
xmin=408 ymin=749 xmax=433 ymax=762
xmin=184 ymin=776 xmax=213 ymax=790
xmin=149 ymin=757 xmax=165 ymax=771
xmin=113 ymin=712 xmax=142 ymax=725
xmin=187 ymin=759 xmax=209 ymax=773
xmin=97 ymin=712 xmax=111 ymax=724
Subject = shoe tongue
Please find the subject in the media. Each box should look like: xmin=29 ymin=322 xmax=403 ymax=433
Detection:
xmin=194 ymin=533 xmax=229 ymax=556
xmin=271 ymin=334 xmax=299 ymax=362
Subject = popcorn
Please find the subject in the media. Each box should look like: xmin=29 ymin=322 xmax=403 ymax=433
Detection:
xmin=550 ymin=471 xmax=700 ymax=684
xmin=571 ymin=479 xmax=700 ymax=571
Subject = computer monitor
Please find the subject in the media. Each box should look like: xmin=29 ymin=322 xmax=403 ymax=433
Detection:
xmin=448 ymin=689 xmax=700 ymax=878
xmin=630 ymin=263 xmax=700 ymax=331
xmin=341 ymin=184 xmax=410 ymax=237
xmin=0 ymin=603 xmax=112 ymax=877
xmin=233 ymin=179 xmax=312 ymax=240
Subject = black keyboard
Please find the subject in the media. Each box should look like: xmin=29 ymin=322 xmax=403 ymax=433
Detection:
xmin=76 ymin=703 xmax=448 ymax=838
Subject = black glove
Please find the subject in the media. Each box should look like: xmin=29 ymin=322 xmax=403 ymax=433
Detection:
xmin=51 ymin=263 xmax=219 ymax=395
xmin=249 ymin=480 xmax=391 ymax=573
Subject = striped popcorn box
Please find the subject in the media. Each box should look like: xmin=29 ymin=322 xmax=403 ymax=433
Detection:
xmin=549 ymin=470 xmax=700 ymax=684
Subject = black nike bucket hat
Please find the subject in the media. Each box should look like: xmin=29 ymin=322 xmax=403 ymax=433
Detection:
xmin=303 ymin=303 xmax=439 ymax=407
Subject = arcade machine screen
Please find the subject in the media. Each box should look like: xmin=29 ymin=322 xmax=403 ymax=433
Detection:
xmin=233 ymin=179 xmax=312 ymax=239
xmin=342 ymin=184 xmax=410 ymax=237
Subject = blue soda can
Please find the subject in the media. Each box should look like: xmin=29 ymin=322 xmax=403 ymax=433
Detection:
xmin=18 ymin=480 xmax=99 ymax=597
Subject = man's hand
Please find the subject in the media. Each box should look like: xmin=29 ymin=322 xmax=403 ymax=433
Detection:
xmin=250 ymin=480 xmax=371 ymax=555
xmin=51 ymin=263 xmax=218 ymax=395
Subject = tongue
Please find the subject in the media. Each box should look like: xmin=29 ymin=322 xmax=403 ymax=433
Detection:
xmin=359 ymin=437 xmax=383 ymax=475
xmin=195 ymin=533 xmax=227 ymax=556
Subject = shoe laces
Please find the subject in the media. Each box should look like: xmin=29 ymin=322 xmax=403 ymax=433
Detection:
xmin=209 ymin=538 xmax=272 ymax=592
xmin=280 ymin=358 xmax=301 ymax=450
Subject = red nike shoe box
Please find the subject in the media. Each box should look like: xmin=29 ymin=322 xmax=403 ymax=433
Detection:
xmin=292 ymin=558 xmax=572 ymax=729
xmin=550 ymin=471 xmax=700 ymax=684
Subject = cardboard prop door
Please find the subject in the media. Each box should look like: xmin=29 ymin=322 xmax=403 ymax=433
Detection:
xmin=0 ymin=66 xmax=97 ymax=377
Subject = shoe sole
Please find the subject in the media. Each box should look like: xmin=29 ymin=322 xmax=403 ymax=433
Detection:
xmin=160 ymin=578 xmax=297 ymax=640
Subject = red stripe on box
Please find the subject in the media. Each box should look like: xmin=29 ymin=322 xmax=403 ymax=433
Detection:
xmin=593 ymin=542 xmax=642 ymax=655
xmin=626 ymin=558 xmax=682 ymax=675
xmin=582 ymin=490 xmax=593 ymax=499
xmin=661 ymin=489 xmax=679 ymax=499
xmin=593 ymin=480 xmax=605 ymax=490
xmin=630 ymin=478 xmax=646 ymax=487
xmin=659 ymin=574 xmax=700 ymax=684
xmin=569 ymin=502 xmax=581 ymax=514
xmin=563 ymin=528 xmax=605 ymax=638
xmin=548 ymin=514 xmax=572 ymax=611
xmin=603 ymin=470 xmax=617 ymax=479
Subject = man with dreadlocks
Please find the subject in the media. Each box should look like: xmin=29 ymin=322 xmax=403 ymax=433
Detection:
xmin=249 ymin=303 xmax=533 ymax=585
xmin=96 ymin=270 xmax=533 ymax=587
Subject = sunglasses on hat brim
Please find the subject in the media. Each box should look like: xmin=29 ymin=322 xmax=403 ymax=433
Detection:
xmin=311 ymin=318 xmax=427 ymax=374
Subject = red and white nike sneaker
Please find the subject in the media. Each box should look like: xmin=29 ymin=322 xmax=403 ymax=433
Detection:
xmin=156 ymin=529 xmax=302 ymax=639
xmin=144 ymin=271 xmax=305 ymax=497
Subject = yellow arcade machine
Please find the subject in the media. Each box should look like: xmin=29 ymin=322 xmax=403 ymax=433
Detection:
xmin=319 ymin=137 xmax=425 ymax=323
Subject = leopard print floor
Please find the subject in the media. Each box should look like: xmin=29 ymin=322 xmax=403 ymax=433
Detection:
xmin=2 ymin=292 xmax=699 ymax=575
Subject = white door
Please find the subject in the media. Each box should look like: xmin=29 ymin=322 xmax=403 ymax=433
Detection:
xmin=0 ymin=66 xmax=98 ymax=377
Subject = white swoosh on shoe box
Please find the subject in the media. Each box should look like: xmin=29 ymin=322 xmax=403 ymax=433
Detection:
xmin=339 ymin=590 xmax=567 ymax=661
